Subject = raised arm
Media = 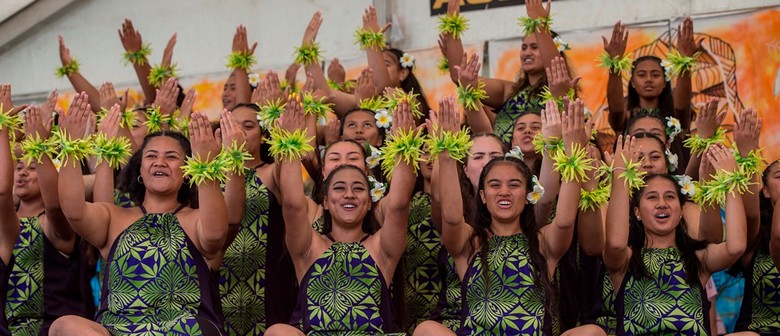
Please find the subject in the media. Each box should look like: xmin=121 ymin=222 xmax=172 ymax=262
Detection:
xmin=577 ymin=145 xmax=606 ymax=256
xmin=457 ymin=53 xmax=492 ymax=133
xmin=58 ymin=36 xmax=101 ymax=112
xmin=228 ymin=25 xmax=257 ymax=105
xmin=697 ymin=156 xmax=723 ymax=243
xmin=0 ymin=86 xmax=20 ymax=265
xmin=684 ymin=99 xmax=724 ymax=180
xmin=524 ymin=0 xmax=560 ymax=70
xmin=535 ymin=98 xmax=563 ymax=224
xmin=25 ymin=106 xmax=76 ymax=254
xmin=57 ymin=92 xmax=113 ymax=251
xmin=734 ymin=107 xmax=763 ymax=248
xmin=99 ymin=82 xmax=140 ymax=152
xmin=217 ymin=110 xmax=247 ymax=248
xmin=540 ymin=98 xmax=586 ymax=263
xmin=189 ymin=113 xmax=229 ymax=259
xmin=118 ymin=19 xmax=155 ymax=105
xmin=604 ymin=135 xmax=638 ymax=273
xmin=603 ymin=22 xmax=630 ymax=133
xmin=92 ymin=102 xmax=124 ymax=204
xmin=361 ymin=6 xmax=392 ymax=91
xmin=673 ymin=17 xmax=701 ymax=132
xmin=699 ymin=145 xmax=747 ymax=274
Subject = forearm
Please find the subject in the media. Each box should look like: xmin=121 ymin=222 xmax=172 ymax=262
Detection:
xmin=605 ymin=180 xmax=630 ymax=254
xmin=464 ymin=103 xmax=494 ymax=133
xmin=66 ymin=73 xmax=101 ymax=112
xmin=533 ymin=31 xmax=560 ymax=70
xmin=197 ymin=181 xmax=229 ymax=255
xmin=92 ymin=163 xmax=115 ymax=203
xmin=58 ymin=162 xmax=88 ymax=223
xmin=438 ymin=154 xmax=463 ymax=226
xmin=231 ymin=69 xmax=252 ymax=104
xmin=723 ymin=193 xmax=747 ymax=256
xmin=444 ymin=37 xmax=464 ymax=84
xmin=224 ymin=172 xmax=246 ymax=226
xmin=133 ymin=63 xmax=155 ymax=105
xmin=606 ymin=74 xmax=627 ymax=133
xmin=305 ymin=64 xmax=356 ymax=115
xmin=366 ymin=49 xmax=391 ymax=90
xmin=685 ymin=153 xmax=702 ymax=180
xmin=535 ymin=153 xmax=561 ymax=225
xmin=37 ymin=156 xmax=73 ymax=237
xmin=698 ymin=204 xmax=724 ymax=243
xmin=673 ymin=74 xmax=693 ymax=130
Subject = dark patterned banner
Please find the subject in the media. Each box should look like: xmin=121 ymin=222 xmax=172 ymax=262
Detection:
xmin=430 ymin=0 xmax=555 ymax=16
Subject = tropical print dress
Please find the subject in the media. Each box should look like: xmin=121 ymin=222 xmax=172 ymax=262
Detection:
xmin=458 ymin=233 xmax=550 ymax=336
xmin=401 ymin=192 xmax=443 ymax=332
xmin=734 ymin=245 xmax=780 ymax=333
xmin=6 ymin=214 xmax=91 ymax=335
xmin=96 ymin=206 xmax=222 ymax=335
xmin=493 ymin=86 xmax=544 ymax=144
xmin=615 ymin=247 xmax=709 ymax=335
xmin=291 ymin=235 xmax=403 ymax=335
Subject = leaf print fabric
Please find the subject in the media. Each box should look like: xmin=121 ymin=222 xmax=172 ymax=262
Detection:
xmin=459 ymin=233 xmax=547 ymax=335
xmin=97 ymin=213 xmax=210 ymax=335
xmin=220 ymin=170 xmax=271 ymax=335
xmin=736 ymin=247 xmax=780 ymax=333
xmin=618 ymin=248 xmax=707 ymax=335
xmin=5 ymin=216 xmax=44 ymax=335
xmin=493 ymin=86 xmax=544 ymax=144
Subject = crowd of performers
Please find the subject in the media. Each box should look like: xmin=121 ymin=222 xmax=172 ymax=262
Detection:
xmin=0 ymin=0 xmax=776 ymax=335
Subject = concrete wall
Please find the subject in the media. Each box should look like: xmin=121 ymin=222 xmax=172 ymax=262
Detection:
xmin=1 ymin=0 xmax=778 ymax=100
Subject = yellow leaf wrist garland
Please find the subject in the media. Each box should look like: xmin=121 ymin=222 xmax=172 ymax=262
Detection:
xmin=427 ymin=127 xmax=473 ymax=163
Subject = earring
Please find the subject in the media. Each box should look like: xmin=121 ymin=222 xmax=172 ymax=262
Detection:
xmin=137 ymin=175 xmax=144 ymax=184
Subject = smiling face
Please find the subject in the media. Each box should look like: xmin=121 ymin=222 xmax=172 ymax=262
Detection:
xmin=222 ymin=74 xmax=239 ymax=110
xmin=139 ymin=136 xmax=187 ymax=196
xmin=323 ymin=167 xmax=371 ymax=229
xmin=322 ymin=141 xmax=367 ymax=179
xmin=230 ymin=106 xmax=261 ymax=157
xmin=634 ymin=177 xmax=682 ymax=238
xmin=520 ymin=34 xmax=544 ymax=74
xmin=466 ymin=136 xmax=505 ymax=190
xmin=13 ymin=162 xmax=40 ymax=200
xmin=628 ymin=116 xmax=667 ymax=144
xmin=342 ymin=110 xmax=381 ymax=147
xmin=630 ymin=59 xmax=666 ymax=100
xmin=479 ymin=162 xmax=528 ymax=225
xmin=636 ymin=137 xmax=668 ymax=174
xmin=511 ymin=113 xmax=542 ymax=154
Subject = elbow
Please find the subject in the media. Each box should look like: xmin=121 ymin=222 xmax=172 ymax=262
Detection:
xmin=726 ymin=239 xmax=747 ymax=258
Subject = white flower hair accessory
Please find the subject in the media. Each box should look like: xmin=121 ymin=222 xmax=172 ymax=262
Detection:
xmin=368 ymin=175 xmax=387 ymax=202
xmin=674 ymin=174 xmax=697 ymax=198
xmin=400 ymin=53 xmax=416 ymax=69
xmin=366 ymin=145 xmax=381 ymax=169
xmin=248 ymin=72 xmax=261 ymax=88
xmin=660 ymin=59 xmax=673 ymax=82
xmin=526 ymin=175 xmax=545 ymax=205
xmin=553 ymin=36 xmax=570 ymax=53
xmin=665 ymin=116 xmax=682 ymax=142
xmin=374 ymin=109 xmax=392 ymax=129
xmin=505 ymin=146 xmax=524 ymax=161
xmin=666 ymin=149 xmax=678 ymax=172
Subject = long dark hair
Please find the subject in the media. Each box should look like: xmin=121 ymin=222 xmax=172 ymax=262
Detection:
xmin=758 ymin=161 xmax=780 ymax=252
xmin=510 ymin=31 xmax=577 ymax=98
xmin=628 ymin=174 xmax=708 ymax=284
xmin=318 ymin=164 xmax=378 ymax=235
xmin=625 ymin=112 xmax=668 ymax=142
xmin=313 ymin=139 xmax=368 ymax=204
xmin=118 ymin=131 xmax=198 ymax=208
xmin=627 ymin=56 xmax=675 ymax=120
xmin=384 ymin=48 xmax=432 ymax=121
xmin=632 ymin=132 xmax=670 ymax=171
xmin=473 ymin=157 xmax=550 ymax=293
xmin=340 ymin=108 xmax=387 ymax=146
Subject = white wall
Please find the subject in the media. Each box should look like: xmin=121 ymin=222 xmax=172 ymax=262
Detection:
xmin=1 ymin=0 xmax=778 ymax=101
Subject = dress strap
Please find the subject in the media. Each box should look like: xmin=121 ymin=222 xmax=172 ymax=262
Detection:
xmin=172 ymin=203 xmax=187 ymax=214
xmin=253 ymin=162 xmax=267 ymax=170
xmin=324 ymin=234 xmax=336 ymax=243
xmin=140 ymin=205 xmax=148 ymax=214
xmin=359 ymin=234 xmax=371 ymax=242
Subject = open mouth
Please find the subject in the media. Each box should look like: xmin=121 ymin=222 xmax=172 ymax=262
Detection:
xmin=497 ymin=199 xmax=512 ymax=209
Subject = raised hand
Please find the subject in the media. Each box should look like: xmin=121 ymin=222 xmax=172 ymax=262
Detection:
xmin=391 ymin=97 xmax=417 ymax=136
xmin=561 ymin=98 xmax=590 ymax=152
xmin=546 ymin=56 xmax=580 ymax=97
xmin=354 ymin=68 xmax=379 ymax=102
xmin=278 ymin=94 xmax=305 ymax=133
xmin=734 ymin=107 xmax=762 ymax=156
xmin=677 ymin=16 xmax=703 ymax=57
xmin=99 ymin=82 xmax=128 ymax=112
xmin=118 ymin=19 xmax=144 ymax=53
xmin=217 ymin=109 xmax=247 ymax=148
xmin=0 ymin=84 xmax=27 ymax=115
xmin=59 ymin=92 xmax=91 ymax=140
xmin=97 ymin=103 xmax=122 ymax=139
xmin=613 ymin=135 xmax=638 ymax=168
xmin=602 ymin=21 xmax=629 ymax=58
xmin=327 ymin=58 xmax=346 ymax=84
xmin=302 ymin=12 xmax=323 ymax=46
xmin=161 ymin=33 xmax=177 ymax=68
xmin=24 ymin=106 xmax=51 ymax=140
xmin=188 ymin=113 xmax=219 ymax=161
xmin=525 ymin=0 xmax=551 ymax=20
xmin=285 ymin=62 xmax=301 ymax=87
xmin=232 ymin=25 xmax=258 ymax=55
xmin=695 ymin=98 xmax=725 ymax=139
xmin=707 ymin=144 xmax=737 ymax=174
xmin=436 ymin=95 xmax=460 ymax=134
xmin=324 ymin=118 xmax=341 ymax=145
xmin=179 ymin=89 xmax=197 ymax=121
xmin=253 ymin=71 xmax=285 ymax=106
xmin=362 ymin=6 xmax=391 ymax=34
xmin=154 ymin=78 xmax=180 ymax=115
xmin=40 ymin=90 xmax=58 ymax=130
xmin=541 ymin=99 xmax=562 ymax=140
xmin=454 ymin=53 xmax=480 ymax=89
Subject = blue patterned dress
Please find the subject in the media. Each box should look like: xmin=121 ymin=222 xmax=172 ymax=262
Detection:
xmin=219 ymin=168 xmax=295 ymax=335
xmin=734 ymin=246 xmax=780 ymax=333
xmin=291 ymin=235 xmax=403 ymax=335
xmin=458 ymin=233 xmax=549 ymax=335
xmin=6 ymin=214 xmax=91 ymax=335
xmin=493 ymin=86 xmax=544 ymax=144
xmin=96 ymin=206 xmax=222 ymax=335
xmin=616 ymin=247 xmax=709 ymax=335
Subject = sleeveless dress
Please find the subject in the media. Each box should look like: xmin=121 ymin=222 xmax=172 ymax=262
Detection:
xmin=430 ymin=249 xmax=462 ymax=331
xmin=290 ymin=235 xmax=403 ymax=335
xmin=458 ymin=233 xmax=550 ymax=335
xmin=219 ymin=168 xmax=295 ymax=335
xmin=616 ymin=247 xmax=710 ymax=335
xmin=493 ymin=86 xmax=544 ymax=144
xmin=96 ymin=205 xmax=222 ymax=335
xmin=6 ymin=214 xmax=91 ymax=335
xmin=734 ymin=246 xmax=780 ymax=333
xmin=401 ymin=192 xmax=444 ymax=332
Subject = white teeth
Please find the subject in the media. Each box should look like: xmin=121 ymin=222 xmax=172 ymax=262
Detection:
xmin=153 ymin=172 xmax=165 ymax=176
xmin=656 ymin=213 xmax=670 ymax=219
xmin=498 ymin=201 xmax=511 ymax=206
xmin=343 ymin=204 xmax=356 ymax=209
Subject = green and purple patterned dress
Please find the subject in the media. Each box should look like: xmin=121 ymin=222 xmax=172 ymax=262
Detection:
xmin=616 ymin=247 xmax=709 ymax=335
xmin=458 ymin=233 xmax=549 ymax=335
xmin=493 ymin=86 xmax=544 ymax=144
xmin=291 ymin=235 xmax=403 ymax=335
xmin=402 ymin=192 xmax=442 ymax=332
xmin=735 ymin=246 xmax=780 ymax=333
xmin=96 ymin=206 xmax=222 ymax=335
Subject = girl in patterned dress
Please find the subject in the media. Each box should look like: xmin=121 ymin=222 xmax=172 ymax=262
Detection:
xmin=50 ymin=106 xmax=235 ymax=335
xmin=415 ymin=97 xmax=588 ymax=335
xmin=265 ymin=93 xmax=416 ymax=335
xmin=586 ymin=137 xmax=747 ymax=336
xmin=3 ymin=94 xmax=94 ymax=336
